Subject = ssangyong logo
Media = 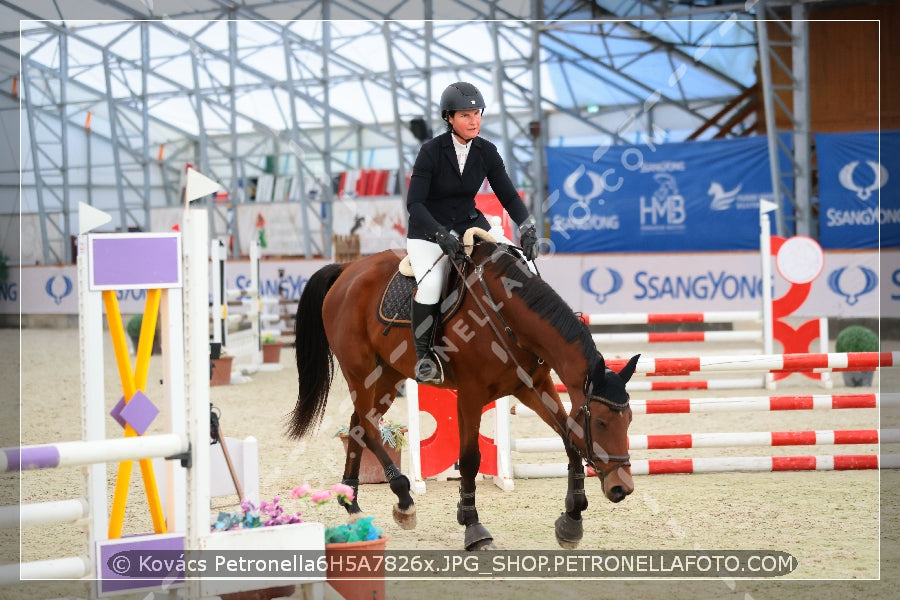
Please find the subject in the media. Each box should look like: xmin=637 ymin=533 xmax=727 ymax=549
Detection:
xmin=580 ymin=267 xmax=623 ymax=305
xmin=827 ymin=266 xmax=877 ymax=306
xmin=838 ymin=160 xmax=887 ymax=201
xmin=45 ymin=275 xmax=73 ymax=305
xmin=562 ymin=163 xmax=611 ymax=207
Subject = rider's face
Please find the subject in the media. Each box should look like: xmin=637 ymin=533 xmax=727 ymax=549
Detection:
xmin=448 ymin=109 xmax=482 ymax=140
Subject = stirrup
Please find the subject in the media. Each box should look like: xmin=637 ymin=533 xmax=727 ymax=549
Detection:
xmin=415 ymin=354 xmax=443 ymax=384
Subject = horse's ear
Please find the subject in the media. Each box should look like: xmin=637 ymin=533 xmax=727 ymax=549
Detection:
xmin=618 ymin=354 xmax=641 ymax=384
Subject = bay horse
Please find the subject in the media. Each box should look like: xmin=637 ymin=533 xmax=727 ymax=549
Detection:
xmin=289 ymin=236 xmax=639 ymax=550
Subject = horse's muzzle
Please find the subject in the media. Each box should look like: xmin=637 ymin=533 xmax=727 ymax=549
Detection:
xmin=603 ymin=466 xmax=634 ymax=503
xmin=607 ymin=484 xmax=631 ymax=503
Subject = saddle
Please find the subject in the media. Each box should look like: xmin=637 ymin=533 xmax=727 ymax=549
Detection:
xmin=377 ymin=228 xmax=497 ymax=327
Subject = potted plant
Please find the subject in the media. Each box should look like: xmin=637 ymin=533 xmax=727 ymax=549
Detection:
xmin=335 ymin=419 xmax=407 ymax=484
xmin=261 ymin=333 xmax=282 ymax=364
xmin=835 ymin=325 xmax=879 ymax=387
xmin=209 ymin=342 xmax=234 ymax=386
xmin=212 ymin=484 xmax=387 ymax=600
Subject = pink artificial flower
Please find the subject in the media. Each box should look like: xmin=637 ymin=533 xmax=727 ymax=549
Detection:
xmin=291 ymin=483 xmax=312 ymax=499
xmin=331 ymin=483 xmax=355 ymax=502
xmin=310 ymin=490 xmax=333 ymax=504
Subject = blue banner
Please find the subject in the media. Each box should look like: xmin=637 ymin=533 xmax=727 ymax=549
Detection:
xmin=815 ymin=130 xmax=900 ymax=249
xmin=547 ymin=136 xmax=787 ymax=253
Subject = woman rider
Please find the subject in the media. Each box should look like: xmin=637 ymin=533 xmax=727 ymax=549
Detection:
xmin=406 ymin=81 xmax=538 ymax=384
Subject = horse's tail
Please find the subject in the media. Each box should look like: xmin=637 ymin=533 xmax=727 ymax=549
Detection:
xmin=288 ymin=262 xmax=346 ymax=440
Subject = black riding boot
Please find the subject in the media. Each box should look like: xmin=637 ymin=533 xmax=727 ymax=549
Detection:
xmin=411 ymin=300 xmax=443 ymax=384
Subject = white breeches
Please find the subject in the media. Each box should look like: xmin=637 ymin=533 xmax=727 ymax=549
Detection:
xmin=408 ymin=229 xmax=520 ymax=305
xmin=407 ymin=237 xmax=451 ymax=305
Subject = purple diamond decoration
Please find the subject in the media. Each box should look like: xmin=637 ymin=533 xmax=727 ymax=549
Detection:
xmin=119 ymin=391 xmax=159 ymax=435
xmin=110 ymin=397 xmax=128 ymax=429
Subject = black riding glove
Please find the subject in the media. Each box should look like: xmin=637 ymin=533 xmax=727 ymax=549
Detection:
xmin=435 ymin=226 xmax=461 ymax=257
xmin=519 ymin=221 xmax=538 ymax=261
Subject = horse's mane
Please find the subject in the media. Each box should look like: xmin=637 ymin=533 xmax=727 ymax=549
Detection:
xmin=476 ymin=242 xmax=598 ymax=369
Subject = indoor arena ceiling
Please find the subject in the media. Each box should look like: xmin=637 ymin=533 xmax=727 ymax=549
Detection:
xmin=0 ymin=0 xmax=879 ymax=262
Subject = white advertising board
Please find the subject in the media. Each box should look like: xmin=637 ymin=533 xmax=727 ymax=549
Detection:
xmin=3 ymin=249 xmax=892 ymax=319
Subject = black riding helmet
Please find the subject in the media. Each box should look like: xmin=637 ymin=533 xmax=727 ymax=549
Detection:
xmin=440 ymin=82 xmax=486 ymax=121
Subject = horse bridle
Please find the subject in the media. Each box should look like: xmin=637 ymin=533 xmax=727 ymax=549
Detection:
xmin=451 ymin=242 xmax=632 ymax=484
xmin=572 ymin=385 xmax=632 ymax=483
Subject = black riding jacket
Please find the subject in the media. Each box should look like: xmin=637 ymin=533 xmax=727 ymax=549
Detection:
xmin=406 ymin=131 xmax=530 ymax=241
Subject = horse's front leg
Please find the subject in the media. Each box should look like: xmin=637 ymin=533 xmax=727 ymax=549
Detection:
xmin=555 ymin=450 xmax=588 ymax=549
xmin=516 ymin=374 xmax=587 ymax=549
xmin=456 ymin=401 xmax=495 ymax=551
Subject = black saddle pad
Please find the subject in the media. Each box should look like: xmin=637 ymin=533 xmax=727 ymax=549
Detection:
xmin=377 ymin=264 xmax=467 ymax=327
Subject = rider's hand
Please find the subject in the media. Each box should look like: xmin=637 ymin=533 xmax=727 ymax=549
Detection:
xmin=435 ymin=226 xmax=461 ymax=257
xmin=519 ymin=222 xmax=538 ymax=261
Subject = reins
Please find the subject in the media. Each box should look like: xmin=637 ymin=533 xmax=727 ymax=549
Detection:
xmin=448 ymin=242 xmax=631 ymax=482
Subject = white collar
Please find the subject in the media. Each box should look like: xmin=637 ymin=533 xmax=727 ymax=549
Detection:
xmin=451 ymin=134 xmax=472 ymax=150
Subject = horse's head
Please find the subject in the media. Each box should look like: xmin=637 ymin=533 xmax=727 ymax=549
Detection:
xmin=568 ymin=354 xmax=639 ymax=503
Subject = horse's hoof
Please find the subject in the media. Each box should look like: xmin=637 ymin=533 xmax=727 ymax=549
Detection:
xmin=393 ymin=503 xmax=417 ymax=530
xmin=554 ymin=512 xmax=583 ymax=549
xmin=464 ymin=523 xmax=495 ymax=551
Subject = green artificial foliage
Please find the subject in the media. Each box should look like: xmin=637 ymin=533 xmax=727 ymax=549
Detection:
xmin=835 ymin=325 xmax=879 ymax=353
xmin=335 ymin=419 xmax=407 ymax=449
xmin=126 ymin=314 xmax=143 ymax=338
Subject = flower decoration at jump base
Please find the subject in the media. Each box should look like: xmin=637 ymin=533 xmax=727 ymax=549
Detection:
xmin=334 ymin=418 xmax=408 ymax=449
xmin=212 ymin=483 xmax=383 ymax=544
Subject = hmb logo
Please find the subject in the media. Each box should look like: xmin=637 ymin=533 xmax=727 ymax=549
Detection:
xmin=640 ymin=174 xmax=685 ymax=228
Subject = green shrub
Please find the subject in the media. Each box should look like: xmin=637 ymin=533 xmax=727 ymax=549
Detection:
xmin=126 ymin=314 xmax=143 ymax=338
xmin=835 ymin=325 xmax=879 ymax=353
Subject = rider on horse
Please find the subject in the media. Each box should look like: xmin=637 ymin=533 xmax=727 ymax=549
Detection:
xmin=406 ymin=81 xmax=539 ymax=384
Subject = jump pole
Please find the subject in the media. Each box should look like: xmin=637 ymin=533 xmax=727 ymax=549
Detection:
xmin=565 ymin=378 xmax=766 ymax=392
xmin=578 ymin=311 xmax=762 ymax=325
xmin=514 ymin=454 xmax=899 ymax=479
xmin=510 ymin=393 xmax=890 ymax=416
xmin=601 ymin=351 xmax=895 ymax=375
xmin=510 ymin=428 xmax=898 ymax=453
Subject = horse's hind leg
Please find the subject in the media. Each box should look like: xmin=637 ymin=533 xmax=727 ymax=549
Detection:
xmin=338 ymin=411 xmax=365 ymax=516
xmin=347 ymin=373 xmax=417 ymax=530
